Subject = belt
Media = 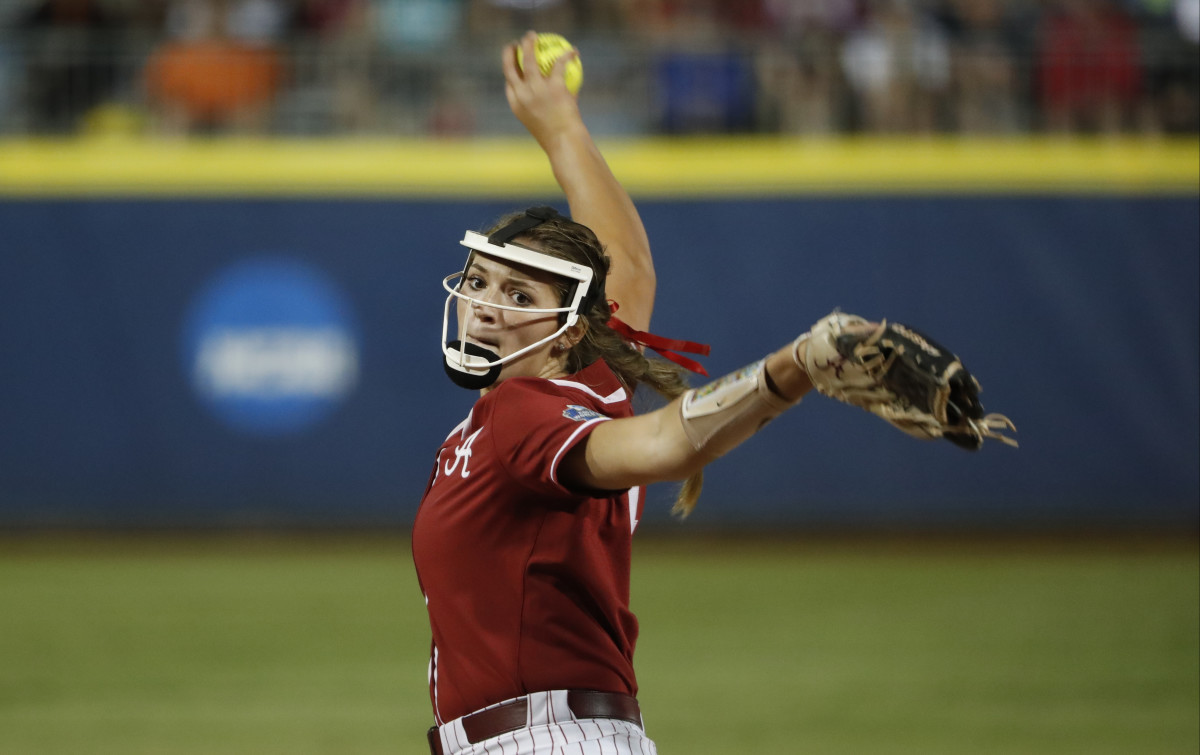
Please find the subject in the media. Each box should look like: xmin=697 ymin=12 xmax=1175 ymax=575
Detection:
xmin=427 ymin=690 xmax=641 ymax=755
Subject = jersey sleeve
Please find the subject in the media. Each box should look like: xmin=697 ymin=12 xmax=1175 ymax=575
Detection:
xmin=483 ymin=379 xmax=613 ymax=499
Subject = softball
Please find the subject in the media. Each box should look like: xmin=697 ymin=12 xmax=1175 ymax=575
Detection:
xmin=517 ymin=33 xmax=583 ymax=95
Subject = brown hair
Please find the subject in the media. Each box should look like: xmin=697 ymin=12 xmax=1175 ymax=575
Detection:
xmin=485 ymin=210 xmax=703 ymax=516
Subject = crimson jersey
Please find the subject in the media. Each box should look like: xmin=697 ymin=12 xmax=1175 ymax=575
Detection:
xmin=412 ymin=360 xmax=646 ymax=724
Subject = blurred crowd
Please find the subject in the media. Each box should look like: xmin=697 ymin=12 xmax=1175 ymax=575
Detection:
xmin=0 ymin=0 xmax=1196 ymax=137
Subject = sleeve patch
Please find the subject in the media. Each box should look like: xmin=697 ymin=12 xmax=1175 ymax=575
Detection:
xmin=563 ymin=404 xmax=604 ymax=422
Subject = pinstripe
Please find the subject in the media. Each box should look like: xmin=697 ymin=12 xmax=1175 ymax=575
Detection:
xmin=444 ymin=723 xmax=654 ymax=755
xmin=514 ymin=727 xmax=533 ymax=752
xmin=548 ymin=693 xmax=565 ymax=748
xmin=579 ymin=719 xmax=603 ymax=741
xmin=529 ymin=722 xmax=553 ymax=752
xmin=445 ymin=722 xmax=461 ymax=754
xmin=437 ymin=693 xmax=656 ymax=755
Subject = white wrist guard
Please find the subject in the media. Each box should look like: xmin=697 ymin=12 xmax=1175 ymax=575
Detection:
xmin=679 ymin=359 xmax=799 ymax=456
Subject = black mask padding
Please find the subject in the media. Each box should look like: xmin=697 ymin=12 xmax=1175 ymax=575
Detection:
xmin=443 ymin=340 xmax=503 ymax=390
xmin=585 ymin=275 xmax=607 ymax=321
xmin=488 ymin=206 xmax=562 ymax=245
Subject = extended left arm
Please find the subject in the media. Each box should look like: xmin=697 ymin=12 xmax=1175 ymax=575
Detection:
xmin=559 ymin=340 xmax=814 ymax=491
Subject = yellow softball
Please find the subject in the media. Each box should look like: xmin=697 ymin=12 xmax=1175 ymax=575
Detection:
xmin=516 ymin=33 xmax=583 ymax=95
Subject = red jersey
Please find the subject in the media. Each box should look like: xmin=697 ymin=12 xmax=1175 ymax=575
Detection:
xmin=412 ymin=360 xmax=645 ymax=724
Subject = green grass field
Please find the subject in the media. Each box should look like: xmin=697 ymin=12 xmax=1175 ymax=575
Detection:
xmin=1 ymin=534 xmax=1196 ymax=754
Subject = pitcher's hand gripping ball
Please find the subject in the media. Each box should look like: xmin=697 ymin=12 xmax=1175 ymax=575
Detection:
xmin=517 ymin=32 xmax=583 ymax=95
xmin=798 ymin=312 xmax=1017 ymax=450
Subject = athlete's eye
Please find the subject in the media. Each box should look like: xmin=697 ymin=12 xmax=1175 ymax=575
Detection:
xmin=466 ymin=275 xmax=486 ymax=291
xmin=511 ymin=290 xmax=532 ymax=306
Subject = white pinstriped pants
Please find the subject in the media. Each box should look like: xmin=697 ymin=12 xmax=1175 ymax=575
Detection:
xmin=435 ymin=690 xmax=658 ymax=755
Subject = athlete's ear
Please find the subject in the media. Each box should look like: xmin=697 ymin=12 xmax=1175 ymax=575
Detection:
xmin=563 ymin=320 xmax=587 ymax=351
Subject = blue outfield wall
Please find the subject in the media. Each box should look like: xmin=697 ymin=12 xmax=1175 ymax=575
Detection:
xmin=0 ymin=194 xmax=1197 ymax=530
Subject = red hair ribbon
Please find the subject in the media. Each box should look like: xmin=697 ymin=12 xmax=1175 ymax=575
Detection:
xmin=607 ymin=301 xmax=711 ymax=376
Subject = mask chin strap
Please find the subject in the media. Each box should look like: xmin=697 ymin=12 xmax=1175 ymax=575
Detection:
xmin=443 ymin=340 xmax=503 ymax=390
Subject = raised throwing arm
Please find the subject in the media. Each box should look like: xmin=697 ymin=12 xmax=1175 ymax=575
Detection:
xmin=502 ymin=31 xmax=656 ymax=333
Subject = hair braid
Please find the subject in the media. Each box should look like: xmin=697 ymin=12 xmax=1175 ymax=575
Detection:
xmin=567 ymin=314 xmax=703 ymax=517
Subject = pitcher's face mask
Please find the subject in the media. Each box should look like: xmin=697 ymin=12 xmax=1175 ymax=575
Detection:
xmin=441 ymin=228 xmax=594 ymax=390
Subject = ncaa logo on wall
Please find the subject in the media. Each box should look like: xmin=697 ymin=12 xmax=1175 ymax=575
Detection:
xmin=183 ymin=257 xmax=360 ymax=436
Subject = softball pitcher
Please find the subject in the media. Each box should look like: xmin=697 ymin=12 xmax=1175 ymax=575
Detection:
xmin=412 ymin=30 xmax=1013 ymax=755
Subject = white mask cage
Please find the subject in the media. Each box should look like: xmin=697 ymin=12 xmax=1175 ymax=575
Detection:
xmin=441 ymin=230 xmax=594 ymax=385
